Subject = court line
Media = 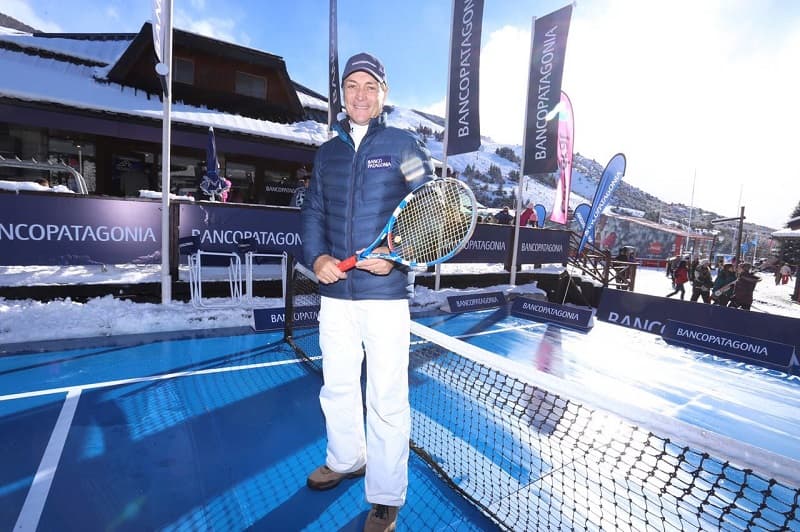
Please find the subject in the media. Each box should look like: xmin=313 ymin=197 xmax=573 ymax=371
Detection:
xmin=0 ymin=356 xmax=321 ymax=402
xmin=14 ymin=389 xmax=81 ymax=532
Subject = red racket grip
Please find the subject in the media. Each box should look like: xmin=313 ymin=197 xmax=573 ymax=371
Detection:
xmin=337 ymin=255 xmax=357 ymax=272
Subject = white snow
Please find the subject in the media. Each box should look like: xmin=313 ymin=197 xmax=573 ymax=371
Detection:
xmin=0 ymin=264 xmax=796 ymax=347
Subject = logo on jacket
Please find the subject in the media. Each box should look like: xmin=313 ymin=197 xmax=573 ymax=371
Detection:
xmin=366 ymin=156 xmax=392 ymax=169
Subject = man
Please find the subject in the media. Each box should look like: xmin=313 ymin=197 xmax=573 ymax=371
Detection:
xmin=729 ymin=263 xmax=761 ymax=310
xmin=690 ymin=259 xmax=714 ymax=303
xmin=494 ymin=206 xmax=513 ymax=224
xmin=301 ymin=52 xmax=434 ymax=531
xmin=711 ymin=262 xmax=737 ymax=306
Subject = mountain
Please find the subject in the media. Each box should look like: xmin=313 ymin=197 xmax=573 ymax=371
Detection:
xmin=381 ymin=105 xmax=777 ymax=248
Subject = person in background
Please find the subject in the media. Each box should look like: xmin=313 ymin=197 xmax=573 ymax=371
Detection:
xmin=301 ymin=51 xmax=434 ymax=532
xmin=774 ymin=262 xmax=783 ymax=286
xmin=780 ymin=263 xmax=793 ymax=285
xmin=34 ymin=177 xmax=50 ymax=188
xmin=690 ymin=259 xmax=714 ymax=303
xmin=494 ymin=206 xmax=513 ymax=225
xmin=711 ymin=262 xmax=737 ymax=306
xmin=728 ymin=263 xmax=761 ymax=310
xmin=291 ymin=167 xmax=311 ymax=208
xmin=519 ymin=203 xmax=537 ymax=227
xmin=666 ymin=259 xmax=689 ymax=299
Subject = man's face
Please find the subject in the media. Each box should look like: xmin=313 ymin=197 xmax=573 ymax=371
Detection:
xmin=343 ymin=71 xmax=386 ymax=126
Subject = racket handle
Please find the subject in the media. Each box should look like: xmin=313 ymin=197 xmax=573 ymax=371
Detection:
xmin=337 ymin=255 xmax=357 ymax=272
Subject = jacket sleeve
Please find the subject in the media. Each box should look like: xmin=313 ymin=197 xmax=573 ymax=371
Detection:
xmin=300 ymin=149 xmax=327 ymax=268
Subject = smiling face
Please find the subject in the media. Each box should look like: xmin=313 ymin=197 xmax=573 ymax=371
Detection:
xmin=343 ymin=71 xmax=386 ymax=126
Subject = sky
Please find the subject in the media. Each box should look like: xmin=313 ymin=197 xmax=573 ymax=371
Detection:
xmin=3 ymin=0 xmax=799 ymax=230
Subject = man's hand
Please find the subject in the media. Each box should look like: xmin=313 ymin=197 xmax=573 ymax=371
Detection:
xmin=313 ymin=254 xmax=347 ymax=284
xmin=355 ymin=246 xmax=393 ymax=275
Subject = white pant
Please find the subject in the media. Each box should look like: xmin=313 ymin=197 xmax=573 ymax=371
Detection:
xmin=318 ymin=296 xmax=411 ymax=506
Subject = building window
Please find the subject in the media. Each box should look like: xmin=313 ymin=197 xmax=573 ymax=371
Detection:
xmin=174 ymin=57 xmax=194 ymax=85
xmin=235 ymin=71 xmax=266 ymax=99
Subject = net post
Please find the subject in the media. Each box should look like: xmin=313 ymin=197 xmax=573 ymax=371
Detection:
xmin=283 ymin=252 xmax=296 ymax=342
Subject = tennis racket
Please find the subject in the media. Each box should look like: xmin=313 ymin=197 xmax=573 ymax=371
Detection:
xmin=337 ymin=177 xmax=478 ymax=271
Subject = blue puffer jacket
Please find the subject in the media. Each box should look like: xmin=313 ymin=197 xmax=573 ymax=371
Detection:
xmin=301 ymin=113 xmax=434 ymax=300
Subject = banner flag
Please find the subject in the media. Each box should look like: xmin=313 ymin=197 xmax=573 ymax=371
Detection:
xmin=573 ymin=202 xmax=591 ymax=231
xmin=550 ymin=91 xmax=574 ymax=224
xmin=523 ymin=4 xmax=573 ymax=175
xmin=534 ymin=204 xmax=547 ymax=228
xmin=578 ymin=153 xmax=626 ymax=254
xmin=151 ymin=0 xmax=166 ymax=64
xmin=328 ymin=0 xmax=341 ymax=130
xmin=445 ymin=0 xmax=485 ymax=155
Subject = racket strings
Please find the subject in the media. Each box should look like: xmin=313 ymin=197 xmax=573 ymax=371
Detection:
xmin=392 ymin=181 xmax=474 ymax=263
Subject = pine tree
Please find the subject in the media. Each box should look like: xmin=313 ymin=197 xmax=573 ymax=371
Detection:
xmin=790 ymin=200 xmax=800 ymax=221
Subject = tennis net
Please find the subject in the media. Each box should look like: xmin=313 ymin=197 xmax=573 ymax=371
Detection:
xmin=282 ymin=257 xmax=800 ymax=531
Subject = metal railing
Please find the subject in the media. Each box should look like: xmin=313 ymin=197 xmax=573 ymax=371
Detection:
xmin=0 ymin=155 xmax=89 ymax=194
xmin=566 ymin=231 xmax=637 ymax=291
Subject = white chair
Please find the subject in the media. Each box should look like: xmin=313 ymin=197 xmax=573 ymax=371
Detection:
xmin=237 ymin=239 xmax=287 ymax=306
xmin=182 ymin=237 xmax=244 ymax=309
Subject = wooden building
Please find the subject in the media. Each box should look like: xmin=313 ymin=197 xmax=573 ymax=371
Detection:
xmin=0 ymin=22 xmax=330 ymax=205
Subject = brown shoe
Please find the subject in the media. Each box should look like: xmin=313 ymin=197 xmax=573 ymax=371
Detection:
xmin=363 ymin=504 xmax=398 ymax=532
xmin=306 ymin=464 xmax=366 ymax=491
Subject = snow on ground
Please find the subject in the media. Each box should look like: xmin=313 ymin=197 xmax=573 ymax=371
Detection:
xmin=0 ymin=264 xmax=797 ymax=346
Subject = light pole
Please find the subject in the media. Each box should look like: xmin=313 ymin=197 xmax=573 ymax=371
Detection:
xmin=75 ymin=144 xmax=83 ymax=176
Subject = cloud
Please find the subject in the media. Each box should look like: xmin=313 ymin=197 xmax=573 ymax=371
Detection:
xmin=471 ymin=1 xmax=799 ymax=228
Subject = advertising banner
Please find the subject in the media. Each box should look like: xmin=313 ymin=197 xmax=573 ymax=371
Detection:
xmin=511 ymin=296 xmax=593 ymax=330
xmin=550 ymin=91 xmax=574 ymax=224
xmin=446 ymin=291 xmax=506 ymax=313
xmin=663 ymin=320 xmax=795 ymax=368
xmin=516 ymin=227 xmax=570 ymax=264
xmin=597 ymin=289 xmax=800 ymax=371
xmin=446 ymin=0 xmax=485 ymax=155
xmin=178 ymin=203 xmax=303 ymax=259
xmin=253 ymin=305 xmax=319 ymax=332
xmin=448 ymin=222 xmax=512 ymax=263
xmin=328 ymin=0 xmax=341 ymax=130
xmin=523 ymin=4 xmax=573 ymax=174
xmin=0 ymin=192 xmax=162 ymax=265
xmin=578 ymin=153 xmax=626 ymax=254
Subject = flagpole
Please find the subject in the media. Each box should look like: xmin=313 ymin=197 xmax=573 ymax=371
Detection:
xmin=158 ymin=0 xmax=173 ymax=303
xmin=510 ymin=16 xmax=536 ymax=286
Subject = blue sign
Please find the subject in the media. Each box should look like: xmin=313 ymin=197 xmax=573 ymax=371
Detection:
xmin=252 ymin=305 xmax=319 ymax=332
xmin=511 ymin=296 xmax=593 ymax=330
xmin=597 ymin=289 xmax=800 ymax=371
xmin=179 ymin=203 xmax=303 ymax=258
xmin=516 ymin=228 xmax=570 ymax=264
xmin=0 ymin=192 xmax=162 ymax=265
xmin=663 ymin=320 xmax=795 ymax=368
xmin=446 ymin=291 xmax=506 ymax=313
xmin=449 ymin=223 xmax=511 ymax=263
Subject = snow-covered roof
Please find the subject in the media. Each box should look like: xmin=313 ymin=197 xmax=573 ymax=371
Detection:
xmin=0 ymin=29 xmax=329 ymax=147
xmin=772 ymin=227 xmax=800 ymax=239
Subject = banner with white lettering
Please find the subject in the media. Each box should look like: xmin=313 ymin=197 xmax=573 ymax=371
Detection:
xmin=550 ymin=91 xmax=574 ymax=224
xmin=578 ymin=153 xmax=626 ymax=254
xmin=596 ymin=289 xmax=800 ymax=371
xmin=178 ymin=203 xmax=303 ymax=259
xmin=328 ymin=0 xmax=341 ymax=130
xmin=511 ymin=296 xmax=593 ymax=330
xmin=663 ymin=320 xmax=795 ymax=368
xmin=516 ymin=227 xmax=570 ymax=264
xmin=445 ymin=0 xmax=485 ymax=155
xmin=0 ymin=192 xmax=162 ymax=265
xmin=447 ymin=222 xmax=512 ymax=263
xmin=151 ymin=0 xmax=166 ymax=64
xmin=523 ymin=4 xmax=573 ymax=175
xmin=446 ymin=291 xmax=506 ymax=313
xmin=253 ymin=305 xmax=319 ymax=332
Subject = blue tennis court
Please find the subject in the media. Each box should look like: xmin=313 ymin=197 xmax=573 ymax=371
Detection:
xmin=2 ymin=307 xmax=799 ymax=530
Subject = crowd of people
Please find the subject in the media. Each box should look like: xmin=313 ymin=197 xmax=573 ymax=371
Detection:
xmin=664 ymin=255 xmax=794 ymax=310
